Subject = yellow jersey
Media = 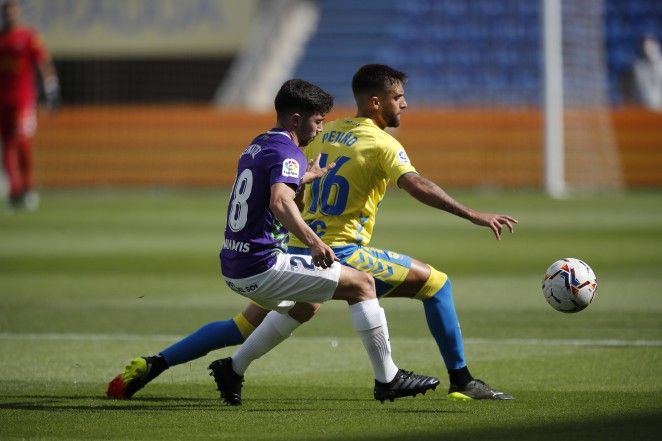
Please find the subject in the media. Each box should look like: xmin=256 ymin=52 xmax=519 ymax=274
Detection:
xmin=289 ymin=117 xmax=417 ymax=247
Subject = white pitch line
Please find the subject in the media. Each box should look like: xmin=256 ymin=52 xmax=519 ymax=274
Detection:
xmin=0 ymin=332 xmax=660 ymax=347
xmin=464 ymin=337 xmax=662 ymax=347
xmin=0 ymin=332 xmax=182 ymax=342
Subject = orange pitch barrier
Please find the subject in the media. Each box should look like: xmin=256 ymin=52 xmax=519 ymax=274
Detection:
xmin=33 ymin=106 xmax=662 ymax=189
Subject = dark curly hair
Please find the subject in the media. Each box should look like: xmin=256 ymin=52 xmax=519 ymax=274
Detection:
xmin=274 ymin=79 xmax=334 ymax=117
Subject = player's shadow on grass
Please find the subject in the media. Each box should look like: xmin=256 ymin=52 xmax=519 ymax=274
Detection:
xmin=0 ymin=395 xmax=463 ymax=414
xmin=215 ymin=397 xmax=465 ymax=414
xmin=0 ymin=395 xmax=214 ymax=402
xmin=0 ymin=395 xmax=221 ymax=412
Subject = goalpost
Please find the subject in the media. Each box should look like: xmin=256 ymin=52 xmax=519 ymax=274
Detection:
xmin=543 ymin=0 xmax=565 ymax=198
xmin=542 ymin=0 xmax=624 ymax=197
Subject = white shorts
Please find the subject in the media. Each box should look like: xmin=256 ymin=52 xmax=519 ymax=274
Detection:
xmin=223 ymin=253 xmax=341 ymax=313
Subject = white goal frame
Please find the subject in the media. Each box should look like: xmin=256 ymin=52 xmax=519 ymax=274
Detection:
xmin=543 ymin=0 xmax=565 ymax=198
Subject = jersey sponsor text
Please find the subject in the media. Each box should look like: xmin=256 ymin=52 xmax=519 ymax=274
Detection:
xmin=223 ymin=238 xmax=250 ymax=253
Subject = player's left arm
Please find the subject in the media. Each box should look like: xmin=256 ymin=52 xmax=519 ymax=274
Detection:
xmin=270 ymin=182 xmax=336 ymax=267
xmin=301 ymin=154 xmax=335 ymax=185
xmin=397 ymin=172 xmax=518 ymax=240
xmin=32 ymin=32 xmax=60 ymax=111
xmin=294 ymin=154 xmax=335 ymax=211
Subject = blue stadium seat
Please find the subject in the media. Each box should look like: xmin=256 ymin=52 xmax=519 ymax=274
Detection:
xmin=294 ymin=0 xmax=662 ymax=106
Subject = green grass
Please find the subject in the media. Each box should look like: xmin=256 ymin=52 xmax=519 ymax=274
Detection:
xmin=1 ymin=189 xmax=661 ymax=440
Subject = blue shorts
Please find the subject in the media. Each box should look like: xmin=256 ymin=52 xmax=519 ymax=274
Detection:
xmin=288 ymin=244 xmax=413 ymax=297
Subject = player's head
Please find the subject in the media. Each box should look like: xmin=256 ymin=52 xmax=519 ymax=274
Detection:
xmin=274 ymin=79 xmax=334 ymax=147
xmin=1 ymin=0 xmax=20 ymax=28
xmin=352 ymin=64 xmax=408 ymax=129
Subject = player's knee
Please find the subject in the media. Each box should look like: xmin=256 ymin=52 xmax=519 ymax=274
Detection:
xmin=415 ymin=266 xmax=449 ymax=300
xmin=335 ymin=267 xmax=376 ymax=303
xmin=354 ymin=271 xmax=376 ymax=302
xmin=288 ymin=302 xmax=320 ymax=323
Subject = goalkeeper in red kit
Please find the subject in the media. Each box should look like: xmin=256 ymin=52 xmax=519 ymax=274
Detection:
xmin=0 ymin=0 xmax=59 ymax=211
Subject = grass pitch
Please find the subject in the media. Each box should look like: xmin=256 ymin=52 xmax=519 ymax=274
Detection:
xmin=0 ymin=189 xmax=661 ymax=440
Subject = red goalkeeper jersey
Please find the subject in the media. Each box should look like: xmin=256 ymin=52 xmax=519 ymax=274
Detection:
xmin=0 ymin=26 xmax=47 ymax=107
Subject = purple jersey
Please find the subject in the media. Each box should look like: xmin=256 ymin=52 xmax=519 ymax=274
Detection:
xmin=220 ymin=129 xmax=306 ymax=278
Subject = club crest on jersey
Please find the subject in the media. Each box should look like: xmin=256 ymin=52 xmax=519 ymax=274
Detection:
xmin=282 ymin=158 xmax=300 ymax=178
xmin=397 ymin=150 xmax=410 ymax=164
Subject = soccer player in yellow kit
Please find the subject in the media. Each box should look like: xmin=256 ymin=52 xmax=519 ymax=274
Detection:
xmin=288 ymin=64 xmax=517 ymax=400
xmin=108 ymin=64 xmax=517 ymax=401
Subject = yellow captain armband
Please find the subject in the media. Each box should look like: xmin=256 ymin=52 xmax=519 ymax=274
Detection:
xmin=414 ymin=266 xmax=449 ymax=300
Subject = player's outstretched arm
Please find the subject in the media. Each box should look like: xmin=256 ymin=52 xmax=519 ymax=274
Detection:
xmin=397 ymin=172 xmax=518 ymax=240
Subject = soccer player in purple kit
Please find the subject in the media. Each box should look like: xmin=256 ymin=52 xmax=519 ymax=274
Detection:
xmin=108 ymin=79 xmax=439 ymax=405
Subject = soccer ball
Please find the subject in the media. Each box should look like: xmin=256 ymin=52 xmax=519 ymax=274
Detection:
xmin=542 ymin=258 xmax=597 ymax=313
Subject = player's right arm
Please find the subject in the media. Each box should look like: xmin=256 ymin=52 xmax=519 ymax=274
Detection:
xmin=397 ymin=172 xmax=518 ymax=240
xmin=270 ymin=182 xmax=336 ymax=267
